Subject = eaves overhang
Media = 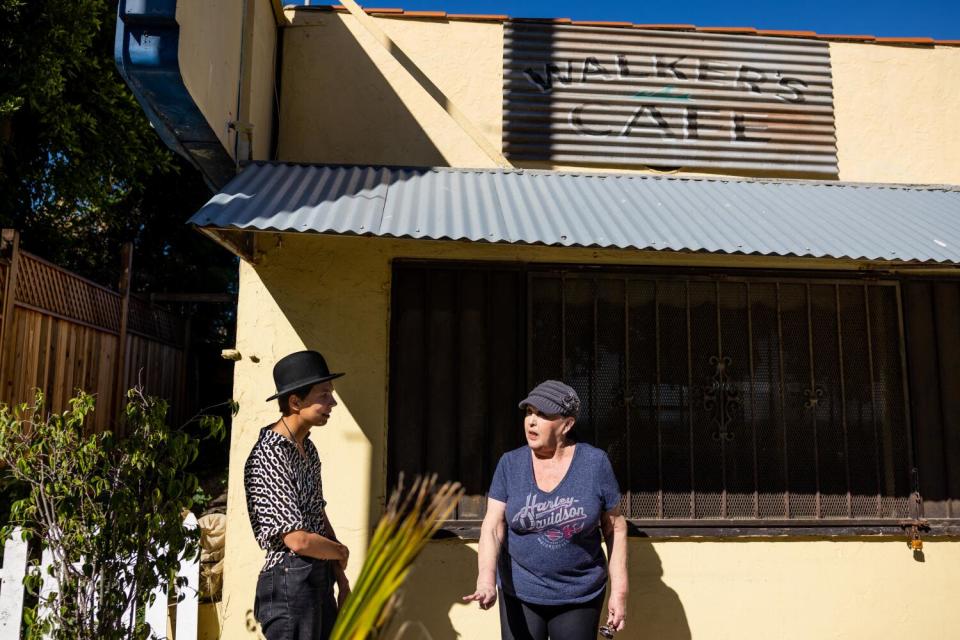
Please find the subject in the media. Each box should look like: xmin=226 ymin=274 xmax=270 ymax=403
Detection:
xmin=189 ymin=163 xmax=960 ymax=269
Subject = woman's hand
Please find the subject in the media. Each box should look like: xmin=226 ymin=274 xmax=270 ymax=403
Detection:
xmin=601 ymin=506 xmax=628 ymax=633
xmin=606 ymin=591 xmax=627 ymax=632
xmin=462 ymin=584 xmax=498 ymax=610
xmin=467 ymin=497 xmax=506 ymax=612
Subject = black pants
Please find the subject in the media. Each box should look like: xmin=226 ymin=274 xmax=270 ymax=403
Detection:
xmin=254 ymin=555 xmax=338 ymax=640
xmin=498 ymin=588 xmax=605 ymax=640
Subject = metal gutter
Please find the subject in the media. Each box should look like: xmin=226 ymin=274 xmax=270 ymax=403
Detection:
xmin=114 ymin=0 xmax=236 ymax=190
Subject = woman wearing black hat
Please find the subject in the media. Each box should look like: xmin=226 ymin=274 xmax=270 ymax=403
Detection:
xmin=463 ymin=380 xmax=628 ymax=639
xmin=244 ymin=350 xmax=351 ymax=640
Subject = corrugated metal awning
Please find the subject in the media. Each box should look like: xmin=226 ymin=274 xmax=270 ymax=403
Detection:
xmin=189 ymin=162 xmax=960 ymax=264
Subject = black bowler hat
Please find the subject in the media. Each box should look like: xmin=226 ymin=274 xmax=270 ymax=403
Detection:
xmin=266 ymin=350 xmax=345 ymax=401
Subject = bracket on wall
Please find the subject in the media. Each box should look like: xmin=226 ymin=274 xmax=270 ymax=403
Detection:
xmin=198 ymin=228 xmax=258 ymax=264
xmin=228 ymin=121 xmax=255 ymax=166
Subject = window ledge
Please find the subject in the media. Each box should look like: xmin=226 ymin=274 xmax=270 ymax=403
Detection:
xmin=433 ymin=519 xmax=960 ymax=540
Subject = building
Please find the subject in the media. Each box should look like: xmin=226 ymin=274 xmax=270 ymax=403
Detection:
xmin=116 ymin=1 xmax=960 ymax=638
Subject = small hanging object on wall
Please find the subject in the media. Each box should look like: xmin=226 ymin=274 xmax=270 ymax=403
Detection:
xmin=908 ymin=468 xmax=926 ymax=556
xmin=909 ymin=525 xmax=924 ymax=552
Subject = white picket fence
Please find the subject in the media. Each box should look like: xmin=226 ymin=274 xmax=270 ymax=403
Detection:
xmin=0 ymin=513 xmax=200 ymax=640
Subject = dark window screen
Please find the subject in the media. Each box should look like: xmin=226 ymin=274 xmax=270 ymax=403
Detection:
xmin=530 ymin=272 xmax=913 ymax=521
xmin=903 ymin=281 xmax=960 ymax=520
xmin=389 ymin=263 xmax=920 ymax=524
xmin=387 ymin=264 xmax=527 ymax=519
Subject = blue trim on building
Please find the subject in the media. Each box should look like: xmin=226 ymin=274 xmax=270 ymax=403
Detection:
xmin=114 ymin=0 xmax=236 ymax=190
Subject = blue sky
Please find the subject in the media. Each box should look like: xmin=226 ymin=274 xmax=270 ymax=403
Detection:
xmin=308 ymin=0 xmax=960 ymax=39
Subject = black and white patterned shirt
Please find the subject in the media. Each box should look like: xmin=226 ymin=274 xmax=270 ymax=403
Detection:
xmin=244 ymin=426 xmax=329 ymax=571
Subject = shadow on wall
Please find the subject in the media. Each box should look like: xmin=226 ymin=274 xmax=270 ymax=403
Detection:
xmin=390 ymin=540 xmax=477 ymax=639
xmin=624 ymin=540 xmax=691 ymax=640
xmin=385 ymin=538 xmax=690 ymax=640
xmin=253 ymin=242 xmax=392 ymax=529
xmin=280 ymin=12 xmax=447 ymax=166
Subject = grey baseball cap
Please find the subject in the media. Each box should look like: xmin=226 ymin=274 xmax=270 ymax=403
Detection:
xmin=518 ymin=380 xmax=581 ymax=418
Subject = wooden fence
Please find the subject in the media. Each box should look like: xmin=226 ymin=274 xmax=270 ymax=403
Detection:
xmin=0 ymin=230 xmax=188 ymax=431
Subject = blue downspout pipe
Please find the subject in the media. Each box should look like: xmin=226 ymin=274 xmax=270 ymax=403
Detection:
xmin=114 ymin=0 xmax=236 ymax=190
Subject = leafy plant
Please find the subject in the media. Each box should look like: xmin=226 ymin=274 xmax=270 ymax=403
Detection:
xmin=0 ymin=387 xmax=235 ymax=640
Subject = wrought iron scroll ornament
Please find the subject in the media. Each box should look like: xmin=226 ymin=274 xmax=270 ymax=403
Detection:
xmin=703 ymin=356 xmax=741 ymax=442
xmin=804 ymin=387 xmax=824 ymax=409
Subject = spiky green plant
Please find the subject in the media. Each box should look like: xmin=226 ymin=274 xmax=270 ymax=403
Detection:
xmin=330 ymin=474 xmax=463 ymax=640
xmin=245 ymin=474 xmax=463 ymax=640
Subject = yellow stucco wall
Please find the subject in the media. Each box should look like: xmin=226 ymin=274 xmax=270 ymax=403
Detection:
xmin=176 ymin=0 xmax=244 ymax=157
xmin=184 ymin=9 xmax=960 ymax=638
xmin=174 ymin=8 xmax=960 ymax=185
xmin=218 ymin=233 xmax=960 ymax=639
xmin=277 ymin=13 xmax=503 ymax=168
xmin=832 ymin=43 xmax=960 ymax=185
xmin=248 ymin=0 xmax=277 ymax=161
xmin=274 ymin=12 xmax=960 ymax=186
xmin=177 ymin=0 xmax=278 ymax=163
xmin=399 ymin=538 xmax=960 ymax=640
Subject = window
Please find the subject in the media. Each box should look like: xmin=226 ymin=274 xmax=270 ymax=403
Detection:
xmin=387 ymin=264 xmax=527 ymax=519
xmin=530 ymin=272 xmax=912 ymax=522
xmin=388 ymin=262 xmax=955 ymax=529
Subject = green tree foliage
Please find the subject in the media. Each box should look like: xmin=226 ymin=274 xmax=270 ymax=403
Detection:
xmin=0 ymin=388 xmax=236 ymax=639
xmin=1 ymin=0 xmax=168 ymax=258
xmin=0 ymin=0 xmax=236 ymax=343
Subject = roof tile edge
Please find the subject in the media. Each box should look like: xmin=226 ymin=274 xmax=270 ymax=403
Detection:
xmin=288 ymin=5 xmax=959 ymax=45
xmin=240 ymin=161 xmax=960 ymax=193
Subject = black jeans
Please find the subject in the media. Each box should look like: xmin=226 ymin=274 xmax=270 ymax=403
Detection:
xmin=254 ymin=555 xmax=338 ymax=640
xmin=498 ymin=588 xmax=606 ymax=640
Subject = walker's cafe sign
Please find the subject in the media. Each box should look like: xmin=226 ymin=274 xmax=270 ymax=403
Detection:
xmin=503 ymin=23 xmax=838 ymax=176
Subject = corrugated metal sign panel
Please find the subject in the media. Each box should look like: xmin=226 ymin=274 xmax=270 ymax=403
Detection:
xmin=190 ymin=163 xmax=960 ymax=264
xmin=503 ymin=23 xmax=838 ymax=176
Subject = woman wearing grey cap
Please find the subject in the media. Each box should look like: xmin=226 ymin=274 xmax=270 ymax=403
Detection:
xmin=463 ymin=380 xmax=628 ymax=639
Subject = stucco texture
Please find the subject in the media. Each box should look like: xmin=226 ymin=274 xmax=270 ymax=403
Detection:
xmin=247 ymin=0 xmax=277 ymax=161
xmin=832 ymin=43 xmax=960 ymax=185
xmin=173 ymin=6 xmax=960 ymax=187
xmin=176 ymin=0 xmax=244 ymax=157
xmin=216 ymin=233 xmax=960 ymax=639
xmin=400 ymin=537 xmax=960 ymax=640
xmin=274 ymin=13 xmax=960 ymax=186
xmin=277 ymin=13 xmax=503 ymax=168
xmin=185 ymin=11 xmax=960 ymax=638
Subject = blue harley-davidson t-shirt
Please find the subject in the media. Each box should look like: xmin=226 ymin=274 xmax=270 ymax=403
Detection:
xmin=488 ymin=442 xmax=621 ymax=605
